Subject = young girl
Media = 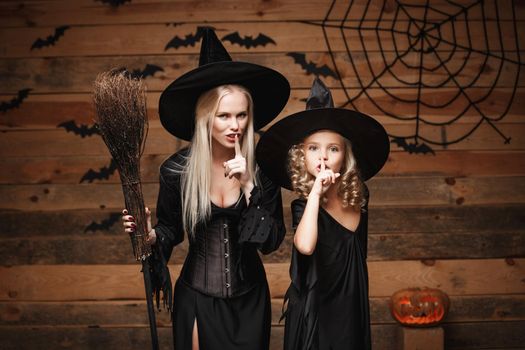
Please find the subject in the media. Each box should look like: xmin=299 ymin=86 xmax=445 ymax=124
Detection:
xmin=122 ymin=28 xmax=290 ymax=350
xmin=256 ymin=78 xmax=390 ymax=349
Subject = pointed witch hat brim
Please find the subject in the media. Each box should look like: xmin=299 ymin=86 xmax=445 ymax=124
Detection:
xmin=159 ymin=27 xmax=290 ymax=141
xmin=256 ymin=78 xmax=390 ymax=190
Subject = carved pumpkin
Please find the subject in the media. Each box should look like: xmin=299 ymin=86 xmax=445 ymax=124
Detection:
xmin=389 ymin=287 xmax=450 ymax=327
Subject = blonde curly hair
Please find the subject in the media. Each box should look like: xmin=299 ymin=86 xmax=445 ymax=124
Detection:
xmin=287 ymin=135 xmax=367 ymax=211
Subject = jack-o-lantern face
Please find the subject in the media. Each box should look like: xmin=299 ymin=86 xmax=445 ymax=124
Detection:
xmin=389 ymin=287 xmax=450 ymax=327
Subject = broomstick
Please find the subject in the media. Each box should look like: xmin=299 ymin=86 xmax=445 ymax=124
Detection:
xmin=93 ymin=69 xmax=159 ymax=350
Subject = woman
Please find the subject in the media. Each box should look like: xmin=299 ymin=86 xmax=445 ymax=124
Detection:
xmin=256 ymin=78 xmax=390 ymax=349
xmin=123 ymin=28 xmax=290 ymax=349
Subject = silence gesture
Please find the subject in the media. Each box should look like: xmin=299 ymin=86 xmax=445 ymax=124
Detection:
xmin=223 ymin=135 xmax=251 ymax=187
xmin=310 ymin=158 xmax=340 ymax=197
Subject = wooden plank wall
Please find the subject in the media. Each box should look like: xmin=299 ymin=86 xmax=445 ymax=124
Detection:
xmin=1 ymin=0 xmax=524 ymax=349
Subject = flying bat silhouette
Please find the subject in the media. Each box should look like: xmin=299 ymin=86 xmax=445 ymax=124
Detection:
xmin=165 ymin=26 xmax=215 ymax=50
xmin=57 ymin=120 xmax=100 ymax=138
xmin=391 ymin=137 xmax=435 ymax=155
xmin=97 ymin=0 xmax=131 ymax=7
xmin=0 ymin=88 xmax=32 ymax=113
xmin=116 ymin=64 xmax=164 ymax=79
xmin=80 ymin=159 xmax=118 ymax=183
xmin=221 ymin=32 xmax=276 ymax=49
xmin=31 ymin=26 xmax=70 ymax=50
xmin=287 ymin=52 xmax=338 ymax=79
xmin=84 ymin=212 xmax=121 ymax=232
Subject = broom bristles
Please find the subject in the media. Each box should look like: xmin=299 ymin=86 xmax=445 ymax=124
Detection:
xmin=93 ymin=69 xmax=151 ymax=260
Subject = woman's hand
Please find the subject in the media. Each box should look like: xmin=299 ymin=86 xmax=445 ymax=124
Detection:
xmin=310 ymin=158 xmax=340 ymax=197
xmin=223 ymin=135 xmax=253 ymax=192
xmin=122 ymin=207 xmax=156 ymax=245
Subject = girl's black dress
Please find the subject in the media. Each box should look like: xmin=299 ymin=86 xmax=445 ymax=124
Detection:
xmin=283 ymin=198 xmax=371 ymax=350
xmin=150 ymin=150 xmax=286 ymax=350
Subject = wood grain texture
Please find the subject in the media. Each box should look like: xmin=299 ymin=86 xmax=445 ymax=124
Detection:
xmin=1 ymin=151 xmax=524 ymax=185
xmin=0 ymin=297 xmax=524 ymax=350
xmin=0 ymin=325 xmax=399 ymax=350
xmin=1 ymin=0 xmax=522 ymax=27
xmin=2 ymin=175 xmax=524 ymax=211
xmin=0 ymin=322 xmax=523 ymax=350
xmin=2 ymin=230 xmax=523 ymax=265
xmin=2 ymin=89 xmax=524 ymax=130
xmin=2 ymin=52 xmax=524 ymax=93
xmin=2 ymin=204 xmax=523 ymax=238
xmin=442 ymin=321 xmax=525 ymax=349
xmin=2 ymin=295 xmax=524 ymax=326
xmin=1 ymin=21 xmax=523 ymax=58
xmin=1 ymin=123 xmax=523 ymax=161
xmin=1 ymin=259 xmax=523 ymax=301
xmin=0 ymin=1 xmax=523 ymax=349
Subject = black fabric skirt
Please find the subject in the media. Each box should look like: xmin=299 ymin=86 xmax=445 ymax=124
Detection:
xmin=172 ymin=279 xmax=271 ymax=350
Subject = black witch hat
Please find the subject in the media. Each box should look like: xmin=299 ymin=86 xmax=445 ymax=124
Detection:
xmin=159 ymin=28 xmax=290 ymax=141
xmin=256 ymin=78 xmax=390 ymax=190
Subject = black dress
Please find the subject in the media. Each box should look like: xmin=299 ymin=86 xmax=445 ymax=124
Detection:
xmin=283 ymin=198 xmax=371 ymax=350
xmin=150 ymin=150 xmax=286 ymax=350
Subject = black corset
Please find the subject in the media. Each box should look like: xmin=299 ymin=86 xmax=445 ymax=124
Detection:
xmin=180 ymin=206 xmax=265 ymax=298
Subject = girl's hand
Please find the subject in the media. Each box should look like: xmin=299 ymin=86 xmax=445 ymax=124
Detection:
xmin=223 ymin=135 xmax=253 ymax=190
xmin=310 ymin=159 xmax=340 ymax=197
xmin=121 ymin=207 xmax=156 ymax=245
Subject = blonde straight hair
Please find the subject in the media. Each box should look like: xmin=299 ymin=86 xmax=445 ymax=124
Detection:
xmin=181 ymin=84 xmax=257 ymax=237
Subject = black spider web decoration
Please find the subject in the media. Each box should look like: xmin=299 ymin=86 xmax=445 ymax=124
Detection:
xmin=303 ymin=0 xmax=523 ymax=152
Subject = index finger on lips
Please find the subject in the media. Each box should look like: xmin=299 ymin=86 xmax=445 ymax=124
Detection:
xmin=320 ymin=158 xmax=326 ymax=172
xmin=234 ymin=134 xmax=242 ymax=157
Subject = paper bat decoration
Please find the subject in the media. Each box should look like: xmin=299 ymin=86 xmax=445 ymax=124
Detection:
xmin=84 ymin=212 xmax=121 ymax=232
xmin=80 ymin=158 xmax=118 ymax=183
xmin=221 ymin=32 xmax=276 ymax=49
xmin=0 ymin=88 xmax=32 ymax=113
xmin=165 ymin=26 xmax=215 ymax=50
xmin=117 ymin=64 xmax=164 ymax=79
xmin=31 ymin=26 xmax=70 ymax=50
xmin=130 ymin=64 xmax=163 ymax=78
xmin=97 ymin=0 xmax=131 ymax=7
xmin=57 ymin=120 xmax=100 ymax=138
xmin=391 ymin=137 xmax=435 ymax=155
xmin=287 ymin=52 xmax=338 ymax=79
